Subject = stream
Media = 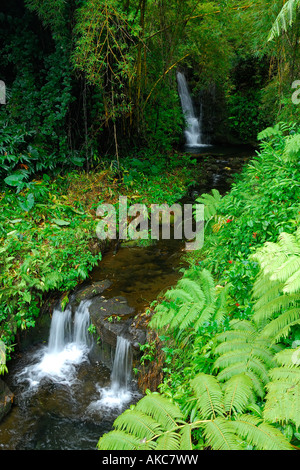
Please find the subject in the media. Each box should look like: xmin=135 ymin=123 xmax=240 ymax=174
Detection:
xmin=0 ymin=146 xmax=254 ymax=450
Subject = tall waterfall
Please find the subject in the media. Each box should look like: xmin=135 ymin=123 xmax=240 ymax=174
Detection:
xmin=177 ymin=71 xmax=207 ymax=147
xmin=19 ymin=300 xmax=92 ymax=387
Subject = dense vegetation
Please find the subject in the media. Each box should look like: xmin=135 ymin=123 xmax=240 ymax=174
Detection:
xmin=1 ymin=0 xmax=300 ymax=451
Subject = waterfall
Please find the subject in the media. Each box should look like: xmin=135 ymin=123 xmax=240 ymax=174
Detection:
xmin=177 ymin=71 xmax=208 ymax=147
xmin=111 ymin=336 xmax=132 ymax=391
xmin=48 ymin=305 xmax=72 ymax=354
xmin=19 ymin=300 xmax=92 ymax=387
xmin=92 ymin=336 xmax=134 ymax=409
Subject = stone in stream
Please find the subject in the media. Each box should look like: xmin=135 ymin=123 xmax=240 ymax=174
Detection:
xmin=72 ymin=282 xmax=146 ymax=370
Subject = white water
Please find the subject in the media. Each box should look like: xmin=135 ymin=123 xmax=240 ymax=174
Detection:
xmin=18 ymin=300 xmax=92 ymax=388
xmin=177 ymin=71 xmax=209 ymax=147
xmin=90 ymin=336 xmax=134 ymax=410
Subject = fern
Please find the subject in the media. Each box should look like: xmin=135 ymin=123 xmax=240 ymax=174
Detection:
xmin=251 ymin=229 xmax=300 ymax=343
xmin=149 ymin=268 xmax=228 ymax=333
xmin=268 ymin=0 xmax=300 ymax=40
xmin=223 ymin=374 xmax=255 ymax=416
xmin=97 ymin=371 xmax=293 ymax=450
xmin=264 ymin=347 xmax=300 ymax=428
xmin=201 ymin=417 xmax=243 ymax=450
xmin=213 ymin=320 xmax=275 ymax=398
xmin=232 ymin=414 xmax=292 ymax=450
xmin=190 ymin=373 xmax=225 ymax=419
xmin=195 ymin=189 xmax=222 ymax=222
xmin=97 ymin=392 xmax=191 ymax=451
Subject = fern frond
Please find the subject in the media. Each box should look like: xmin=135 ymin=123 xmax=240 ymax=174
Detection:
xmin=214 ymin=321 xmax=274 ymax=399
xmin=259 ymin=308 xmax=300 ymax=343
xmin=97 ymin=430 xmax=147 ymax=450
xmin=97 ymin=392 xmax=186 ymax=451
xmin=113 ymin=409 xmax=163 ymax=441
xmin=179 ymin=424 xmax=193 ymax=450
xmin=135 ymin=393 xmax=184 ymax=431
xmin=232 ymin=415 xmax=293 ymax=450
xmin=155 ymin=431 xmax=181 ymax=450
xmin=195 ymin=189 xmax=222 ymax=221
xmin=149 ymin=268 xmax=223 ymax=333
xmin=264 ymin=348 xmax=300 ymax=428
xmin=223 ymin=374 xmax=256 ymax=416
xmin=201 ymin=417 xmax=243 ymax=450
xmin=251 ymin=230 xmax=300 ymax=343
xmin=253 ymin=292 xmax=299 ymax=325
xmin=190 ymin=373 xmax=225 ymax=420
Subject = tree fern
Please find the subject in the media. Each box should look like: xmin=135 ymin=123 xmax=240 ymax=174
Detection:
xmin=149 ymin=268 xmax=228 ymax=333
xmin=190 ymin=373 xmax=225 ymax=420
xmin=232 ymin=414 xmax=293 ymax=450
xmin=264 ymin=347 xmax=300 ymax=428
xmin=213 ymin=320 xmax=275 ymax=398
xmin=251 ymin=229 xmax=300 ymax=343
xmin=97 ymin=392 xmax=190 ymax=451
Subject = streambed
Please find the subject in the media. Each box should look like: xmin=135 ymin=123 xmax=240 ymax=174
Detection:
xmin=0 ymin=147 xmax=253 ymax=450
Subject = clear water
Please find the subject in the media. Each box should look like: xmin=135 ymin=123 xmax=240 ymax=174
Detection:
xmin=0 ymin=147 xmax=254 ymax=450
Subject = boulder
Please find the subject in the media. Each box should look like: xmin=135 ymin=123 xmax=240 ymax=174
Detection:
xmin=70 ymin=279 xmax=147 ymax=370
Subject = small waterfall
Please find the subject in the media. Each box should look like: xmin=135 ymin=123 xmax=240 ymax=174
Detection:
xmin=92 ymin=336 xmax=134 ymax=409
xmin=48 ymin=306 xmax=72 ymax=353
xmin=177 ymin=71 xmax=209 ymax=147
xmin=111 ymin=336 xmax=132 ymax=391
xmin=19 ymin=300 xmax=92 ymax=387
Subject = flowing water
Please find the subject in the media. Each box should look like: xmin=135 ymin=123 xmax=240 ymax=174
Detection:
xmin=0 ymin=144 xmax=254 ymax=450
xmin=177 ymin=71 xmax=210 ymax=148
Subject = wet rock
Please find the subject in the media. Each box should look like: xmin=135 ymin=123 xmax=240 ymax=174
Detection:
xmin=74 ymin=279 xmax=112 ymax=305
xmin=87 ymin=292 xmax=146 ymax=369
xmin=89 ymin=295 xmax=135 ymax=348
xmin=0 ymin=379 xmax=14 ymax=422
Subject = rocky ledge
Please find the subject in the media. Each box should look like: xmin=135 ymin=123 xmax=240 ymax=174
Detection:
xmin=71 ymin=280 xmax=147 ymax=369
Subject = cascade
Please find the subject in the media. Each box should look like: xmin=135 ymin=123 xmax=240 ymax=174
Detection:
xmin=111 ymin=336 xmax=132 ymax=391
xmin=18 ymin=300 xmax=92 ymax=387
xmin=177 ymin=71 xmax=209 ymax=147
xmin=92 ymin=336 xmax=134 ymax=409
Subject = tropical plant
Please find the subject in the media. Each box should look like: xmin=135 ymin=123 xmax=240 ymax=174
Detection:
xmin=268 ymin=0 xmax=300 ymax=40
xmin=149 ymin=267 xmax=230 ymax=334
xmin=97 ymin=374 xmax=293 ymax=450
xmin=251 ymin=228 xmax=300 ymax=343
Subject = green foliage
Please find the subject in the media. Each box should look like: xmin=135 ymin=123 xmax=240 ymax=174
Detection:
xmin=149 ymin=268 xmax=230 ymax=334
xmin=268 ymin=0 xmax=300 ymax=40
xmin=97 ymin=392 xmax=189 ymax=450
xmin=98 ymin=373 xmax=293 ymax=450
xmin=251 ymin=228 xmax=300 ymax=343
xmin=264 ymin=347 xmax=300 ymax=429
xmin=0 ymin=177 xmax=102 ymax=356
xmin=99 ymin=125 xmax=300 ymax=451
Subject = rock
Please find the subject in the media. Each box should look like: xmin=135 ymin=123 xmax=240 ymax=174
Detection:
xmin=0 ymin=379 xmax=14 ymax=422
xmin=73 ymin=279 xmax=112 ymax=305
xmin=88 ymin=295 xmax=135 ymax=348
xmin=87 ymin=292 xmax=146 ymax=370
